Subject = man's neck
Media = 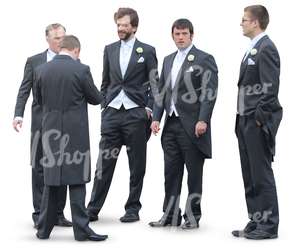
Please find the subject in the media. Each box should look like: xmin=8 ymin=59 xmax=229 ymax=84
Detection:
xmin=122 ymin=34 xmax=135 ymax=43
xmin=249 ymin=30 xmax=264 ymax=40
xmin=59 ymin=50 xmax=76 ymax=60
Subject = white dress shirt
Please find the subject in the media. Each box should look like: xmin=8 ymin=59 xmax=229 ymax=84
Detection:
xmin=108 ymin=37 xmax=139 ymax=110
xmin=47 ymin=48 xmax=56 ymax=62
xmin=14 ymin=48 xmax=57 ymax=121
xmin=243 ymin=32 xmax=266 ymax=62
xmin=169 ymin=43 xmax=193 ymax=116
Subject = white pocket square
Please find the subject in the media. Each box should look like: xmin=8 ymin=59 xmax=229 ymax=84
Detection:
xmin=186 ymin=66 xmax=194 ymax=73
xmin=247 ymin=58 xmax=255 ymax=65
xmin=137 ymin=57 xmax=144 ymax=63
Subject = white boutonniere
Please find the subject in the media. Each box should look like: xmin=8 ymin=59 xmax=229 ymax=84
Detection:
xmin=136 ymin=47 xmax=143 ymax=54
xmin=187 ymin=54 xmax=195 ymax=62
xmin=250 ymin=48 xmax=257 ymax=56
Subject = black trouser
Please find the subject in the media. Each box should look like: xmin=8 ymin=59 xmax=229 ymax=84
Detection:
xmin=161 ymin=115 xmax=205 ymax=223
xmin=37 ymin=184 xmax=93 ymax=240
xmin=87 ymin=106 xmax=148 ymax=216
xmin=236 ymin=115 xmax=279 ymax=234
xmin=31 ymin=131 xmax=67 ymax=224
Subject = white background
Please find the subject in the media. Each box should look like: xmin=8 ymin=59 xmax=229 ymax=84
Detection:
xmin=0 ymin=0 xmax=299 ymax=250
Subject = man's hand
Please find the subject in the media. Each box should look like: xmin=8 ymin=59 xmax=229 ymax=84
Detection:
xmin=195 ymin=121 xmax=207 ymax=137
xmin=151 ymin=121 xmax=160 ymax=136
xmin=13 ymin=119 xmax=23 ymax=132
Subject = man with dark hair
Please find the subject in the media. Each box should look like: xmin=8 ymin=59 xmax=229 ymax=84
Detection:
xmin=114 ymin=7 xmax=139 ymax=28
xmin=35 ymin=35 xmax=107 ymax=241
xmin=87 ymin=7 xmax=158 ymax=223
xmin=13 ymin=23 xmax=71 ymax=228
xmin=232 ymin=5 xmax=282 ymax=240
xmin=171 ymin=18 xmax=194 ymax=34
xmin=149 ymin=18 xmax=218 ymax=229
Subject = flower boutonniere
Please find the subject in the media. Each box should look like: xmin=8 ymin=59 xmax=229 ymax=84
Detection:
xmin=187 ymin=54 xmax=195 ymax=62
xmin=136 ymin=47 xmax=143 ymax=54
xmin=250 ymin=48 xmax=257 ymax=56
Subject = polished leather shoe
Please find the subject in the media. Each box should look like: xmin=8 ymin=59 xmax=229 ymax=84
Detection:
xmin=36 ymin=232 xmax=49 ymax=240
xmin=76 ymin=233 xmax=108 ymax=241
xmin=149 ymin=218 xmax=182 ymax=227
xmin=181 ymin=220 xmax=199 ymax=230
xmin=232 ymin=221 xmax=257 ymax=237
xmin=89 ymin=214 xmax=99 ymax=222
xmin=244 ymin=229 xmax=278 ymax=240
xmin=120 ymin=212 xmax=140 ymax=223
xmin=55 ymin=217 xmax=72 ymax=227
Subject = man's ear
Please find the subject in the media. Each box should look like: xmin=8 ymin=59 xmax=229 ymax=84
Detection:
xmin=75 ymin=48 xmax=80 ymax=57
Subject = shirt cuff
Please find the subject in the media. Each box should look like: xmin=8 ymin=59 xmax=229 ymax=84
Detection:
xmin=145 ymin=107 xmax=152 ymax=113
xmin=14 ymin=116 xmax=23 ymax=121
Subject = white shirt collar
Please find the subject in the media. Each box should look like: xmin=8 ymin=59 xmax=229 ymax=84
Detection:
xmin=250 ymin=32 xmax=267 ymax=48
xmin=121 ymin=36 xmax=136 ymax=48
xmin=47 ymin=48 xmax=57 ymax=58
xmin=177 ymin=43 xmax=193 ymax=56
xmin=59 ymin=51 xmax=75 ymax=60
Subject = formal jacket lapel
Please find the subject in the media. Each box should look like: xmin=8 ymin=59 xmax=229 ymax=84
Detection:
xmin=163 ymin=52 xmax=177 ymax=110
xmin=174 ymin=45 xmax=196 ymax=90
xmin=123 ymin=39 xmax=140 ymax=80
xmin=165 ymin=52 xmax=177 ymax=88
xmin=33 ymin=50 xmax=47 ymax=66
xmin=41 ymin=50 xmax=47 ymax=63
xmin=238 ymin=35 xmax=269 ymax=85
xmin=112 ymin=41 xmax=123 ymax=80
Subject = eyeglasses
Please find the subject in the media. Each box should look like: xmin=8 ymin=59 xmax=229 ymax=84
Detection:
xmin=241 ymin=18 xmax=253 ymax=23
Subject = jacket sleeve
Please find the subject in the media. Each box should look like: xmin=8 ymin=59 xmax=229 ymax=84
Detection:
xmin=146 ymin=47 xmax=158 ymax=110
xmin=32 ymin=68 xmax=42 ymax=107
xmin=100 ymin=46 xmax=109 ymax=107
xmin=14 ymin=57 xmax=33 ymax=117
xmin=82 ymin=66 xmax=102 ymax=105
xmin=152 ymin=59 xmax=166 ymax=122
xmin=255 ymin=45 xmax=281 ymax=124
xmin=198 ymin=54 xmax=218 ymax=123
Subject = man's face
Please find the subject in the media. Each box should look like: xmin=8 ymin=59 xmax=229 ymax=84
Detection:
xmin=172 ymin=27 xmax=193 ymax=50
xmin=46 ymin=27 xmax=65 ymax=53
xmin=240 ymin=11 xmax=257 ymax=38
xmin=116 ymin=15 xmax=136 ymax=41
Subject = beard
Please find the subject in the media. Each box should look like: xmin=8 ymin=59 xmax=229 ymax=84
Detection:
xmin=118 ymin=30 xmax=133 ymax=41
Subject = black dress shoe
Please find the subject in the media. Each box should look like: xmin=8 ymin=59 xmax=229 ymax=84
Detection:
xmin=120 ymin=212 xmax=140 ymax=223
xmin=232 ymin=221 xmax=257 ymax=237
xmin=232 ymin=230 xmax=246 ymax=237
xmin=55 ymin=217 xmax=72 ymax=227
xmin=76 ymin=233 xmax=108 ymax=241
xmin=89 ymin=214 xmax=99 ymax=222
xmin=181 ymin=220 xmax=199 ymax=230
xmin=244 ymin=229 xmax=278 ymax=240
xmin=36 ymin=232 xmax=49 ymax=240
xmin=149 ymin=218 xmax=182 ymax=227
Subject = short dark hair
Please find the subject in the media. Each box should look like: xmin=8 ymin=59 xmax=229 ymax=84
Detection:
xmin=172 ymin=18 xmax=194 ymax=34
xmin=59 ymin=35 xmax=81 ymax=50
xmin=114 ymin=7 xmax=139 ymax=28
xmin=244 ymin=5 xmax=269 ymax=30
xmin=45 ymin=23 xmax=66 ymax=36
